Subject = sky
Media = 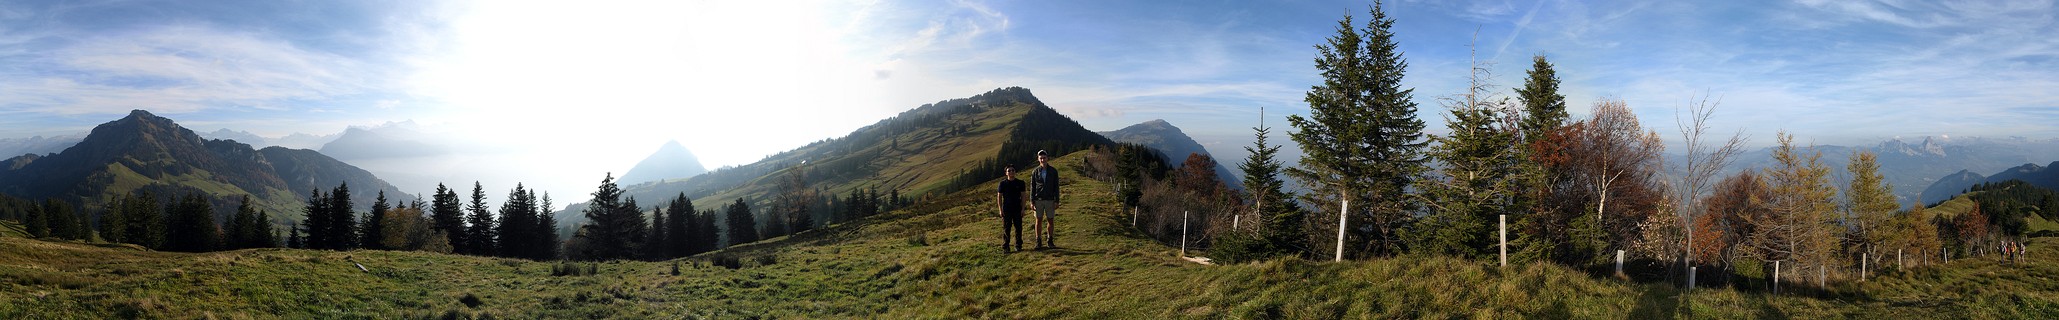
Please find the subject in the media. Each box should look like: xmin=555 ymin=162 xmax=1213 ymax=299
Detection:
xmin=3 ymin=0 xmax=2057 ymax=202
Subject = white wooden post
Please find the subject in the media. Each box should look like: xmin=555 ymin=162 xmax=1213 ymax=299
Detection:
xmin=1180 ymin=211 xmax=1189 ymax=258
xmin=1862 ymin=253 xmax=1868 ymax=282
xmin=1614 ymin=250 xmax=1625 ymax=276
xmin=1898 ymin=248 xmax=1904 ymax=269
xmin=1233 ymin=215 xmax=1240 ymax=230
xmin=1131 ymin=206 xmax=1138 ymax=227
xmin=1336 ymin=199 xmax=1349 ymax=262
xmin=1774 ymin=260 xmax=1781 ymax=294
xmin=1818 ymin=263 xmax=1825 ymax=287
xmin=1688 ymin=266 xmax=1697 ymax=290
xmin=1498 ymin=214 xmax=1507 ymax=267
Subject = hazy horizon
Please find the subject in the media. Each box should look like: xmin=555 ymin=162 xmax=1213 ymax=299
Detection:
xmin=5 ymin=0 xmax=2058 ymax=204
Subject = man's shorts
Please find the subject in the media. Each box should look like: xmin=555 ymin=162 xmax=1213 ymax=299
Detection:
xmin=1033 ymin=200 xmax=1058 ymax=219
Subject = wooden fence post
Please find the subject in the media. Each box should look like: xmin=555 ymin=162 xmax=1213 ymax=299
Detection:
xmin=1335 ymin=199 xmax=1349 ymax=262
xmin=1498 ymin=214 xmax=1507 ymax=267
xmin=1180 ymin=211 xmax=1189 ymax=258
xmin=1615 ymin=250 xmax=1625 ymax=277
xmin=1774 ymin=260 xmax=1782 ymax=294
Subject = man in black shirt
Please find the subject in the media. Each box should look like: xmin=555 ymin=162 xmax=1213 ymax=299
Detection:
xmin=996 ymin=165 xmax=1027 ymax=252
xmin=1030 ymin=150 xmax=1061 ymax=249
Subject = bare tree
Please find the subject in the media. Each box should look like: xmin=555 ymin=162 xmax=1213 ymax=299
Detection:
xmin=1671 ymin=94 xmax=1747 ymax=280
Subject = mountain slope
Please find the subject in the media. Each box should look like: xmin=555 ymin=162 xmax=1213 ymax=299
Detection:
xmin=617 ymin=140 xmax=708 ymax=185
xmin=1099 ymin=119 xmax=1241 ymax=190
xmin=1921 ymin=161 xmax=2059 ymax=205
xmin=0 ymin=110 xmax=411 ymax=222
xmin=6 ymin=150 xmax=2058 ymax=318
xmin=563 ymin=87 xmax=1113 ymax=229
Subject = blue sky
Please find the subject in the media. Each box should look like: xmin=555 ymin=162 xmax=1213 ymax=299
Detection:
xmin=4 ymin=0 xmax=2057 ymax=200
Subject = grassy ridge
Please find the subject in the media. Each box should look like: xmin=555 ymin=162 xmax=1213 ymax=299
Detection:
xmin=5 ymin=152 xmax=2059 ymax=318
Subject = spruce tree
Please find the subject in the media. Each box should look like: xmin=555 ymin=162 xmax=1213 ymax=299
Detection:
xmin=464 ymin=182 xmax=497 ymax=256
xmin=497 ymin=184 xmax=537 ymax=259
xmin=430 ymin=183 xmax=465 ymax=254
xmin=227 ymin=195 xmax=256 ymax=249
xmin=255 ymin=209 xmax=277 ymax=248
xmin=1241 ymin=113 xmax=1308 ymax=257
xmin=536 ymin=192 xmax=560 ymax=260
xmin=40 ymin=199 xmax=82 ymax=240
xmin=303 ymin=189 xmax=332 ymax=250
xmin=666 ymin=193 xmax=697 ymax=257
xmin=363 ymin=191 xmax=390 ymax=250
xmin=23 ymin=199 xmax=47 ymax=238
xmin=329 ymin=183 xmax=357 ymax=250
xmin=646 ymin=204 xmax=669 ymax=260
xmin=287 ymin=220 xmax=304 ymax=249
xmin=1510 ymin=55 xmax=1574 ymax=265
xmin=1285 ymin=1 xmax=1426 ymax=258
xmin=575 ymin=173 xmax=642 ymax=260
xmin=164 ymin=194 xmax=219 ymax=252
xmin=117 ymin=191 xmax=165 ymax=249
xmin=725 ymin=198 xmax=758 ymax=246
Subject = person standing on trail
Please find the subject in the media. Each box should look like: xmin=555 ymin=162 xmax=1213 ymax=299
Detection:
xmin=997 ymin=165 xmax=1028 ymax=253
xmin=1030 ymin=150 xmax=1061 ymax=249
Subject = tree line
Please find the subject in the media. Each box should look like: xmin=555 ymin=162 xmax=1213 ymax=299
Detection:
xmin=1106 ymin=2 xmax=2050 ymax=292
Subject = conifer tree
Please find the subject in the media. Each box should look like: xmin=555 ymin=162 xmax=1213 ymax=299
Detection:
xmin=227 ymin=195 xmax=256 ymax=249
xmin=464 ymin=182 xmax=497 ymax=255
xmin=497 ymin=184 xmax=538 ymax=259
xmin=254 ymin=209 xmax=277 ymax=248
xmin=430 ymin=183 xmax=465 ymax=253
xmin=363 ymin=191 xmax=390 ymax=250
xmin=574 ymin=173 xmax=643 ymax=260
xmin=1510 ymin=55 xmax=1574 ymax=264
xmin=1241 ymin=112 xmax=1308 ymax=257
xmin=1415 ymin=46 xmax=1519 ymax=259
xmin=536 ymin=192 xmax=560 ymax=260
xmin=645 ymin=204 xmax=669 ymax=260
xmin=1286 ymin=1 xmax=1426 ymax=258
xmin=725 ymin=198 xmax=758 ymax=246
xmin=287 ymin=220 xmax=304 ymax=249
xmin=164 ymin=194 xmax=219 ymax=252
xmin=116 ymin=191 xmax=164 ymax=249
xmin=23 ymin=199 xmax=47 ymax=238
xmin=1846 ymin=151 xmax=1899 ymax=270
xmin=666 ymin=193 xmax=697 ymax=257
xmin=303 ymin=189 xmax=333 ymax=250
xmin=328 ymin=183 xmax=357 ymax=250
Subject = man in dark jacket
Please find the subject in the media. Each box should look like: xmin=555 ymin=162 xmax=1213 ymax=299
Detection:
xmin=1030 ymin=150 xmax=1061 ymax=249
xmin=996 ymin=165 xmax=1027 ymax=252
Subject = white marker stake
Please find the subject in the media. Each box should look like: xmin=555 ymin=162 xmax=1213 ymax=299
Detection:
xmin=1336 ymin=199 xmax=1349 ymax=262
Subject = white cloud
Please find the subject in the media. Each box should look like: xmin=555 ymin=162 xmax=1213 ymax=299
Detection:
xmin=0 ymin=25 xmax=387 ymax=115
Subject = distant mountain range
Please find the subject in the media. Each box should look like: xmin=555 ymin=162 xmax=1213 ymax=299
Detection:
xmin=193 ymin=129 xmax=339 ymax=150
xmin=0 ymin=110 xmax=411 ymax=223
xmin=1696 ymin=136 xmax=2059 ymax=205
xmin=0 ymin=134 xmax=85 ymax=158
xmin=1920 ymin=161 xmax=2059 ymax=205
xmin=1099 ymin=119 xmax=1242 ymax=190
xmin=555 ymin=87 xmax=1113 ymax=232
xmin=618 ymin=140 xmax=708 ymax=186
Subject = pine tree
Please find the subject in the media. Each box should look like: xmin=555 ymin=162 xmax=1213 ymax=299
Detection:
xmin=1241 ymin=112 xmax=1308 ymax=257
xmin=303 ymin=189 xmax=332 ymax=250
xmin=226 ymin=195 xmax=256 ymax=249
xmin=1510 ymin=55 xmax=1574 ymax=265
xmin=1285 ymin=1 xmax=1426 ymax=259
xmin=287 ymin=220 xmax=304 ymax=249
xmin=100 ymin=195 xmax=127 ymax=244
xmin=696 ymin=208 xmax=719 ymax=253
xmin=363 ymin=191 xmax=390 ymax=250
xmin=430 ymin=183 xmax=465 ymax=254
xmin=645 ymin=204 xmax=669 ymax=260
xmin=255 ymin=209 xmax=277 ymax=248
xmin=666 ymin=193 xmax=697 ymax=257
xmin=464 ymin=182 xmax=497 ymax=256
xmin=725 ymin=198 xmax=759 ymax=246
xmin=23 ymin=199 xmax=47 ymax=238
xmin=1415 ymin=45 xmax=1520 ymax=259
xmin=164 ymin=194 xmax=219 ymax=252
xmin=574 ymin=173 xmax=642 ymax=261
xmin=328 ymin=183 xmax=357 ymax=250
xmin=497 ymin=184 xmax=537 ymax=259
xmin=536 ymin=192 xmax=560 ymax=260
xmin=116 ymin=191 xmax=165 ymax=249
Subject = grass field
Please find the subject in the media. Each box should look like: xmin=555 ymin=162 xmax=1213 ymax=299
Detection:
xmin=5 ymin=152 xmax=2059 ymax=318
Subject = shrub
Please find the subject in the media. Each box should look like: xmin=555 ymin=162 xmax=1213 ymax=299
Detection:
xmin=1207 ymin=231 xmax=1280 ymax=264
xmin=459 ymin=293 xmax=483 ymax=308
